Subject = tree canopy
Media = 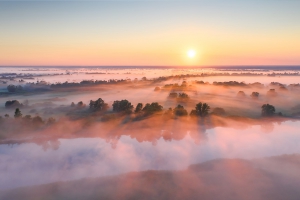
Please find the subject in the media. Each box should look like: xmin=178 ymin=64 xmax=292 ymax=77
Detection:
xmin=89 ymin=98 xmax=108 ymax=111
xmin=112 ymin=100 xmax=133 ymax=113
xmin=261 ymin=104 xmax=276 ymax=117
xmin=190 ymin=102 xmax=210 ymax=117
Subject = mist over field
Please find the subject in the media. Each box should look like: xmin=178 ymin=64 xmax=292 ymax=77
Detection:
xmin=0 ymin=67 xmax=300 ymax=199
xmin=1 ymin=0 xmax=300 ymax=198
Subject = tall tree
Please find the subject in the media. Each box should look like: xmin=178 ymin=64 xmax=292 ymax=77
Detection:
xmin=14 ymin=108 xmax=22 ymax=118
xmin=190 ymin=102 xmax=210 ymax=117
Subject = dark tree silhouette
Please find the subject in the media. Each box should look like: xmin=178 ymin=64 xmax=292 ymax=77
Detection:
xmin=237 ymin=91 xmax=246 ymax=97
xmin=164 ymin=108 xmax=173 ymax=116
xmin=14 ymin=108 xmax=22 ymax=118
xmin=154 ymin=87 xmax=160 ymax=91
xmin=211 ymin=107 xmax=226 ymax=116
xmin=178 ymin=93 xmax=189 ymax=99
xmin=7 ymin=85 xmax=23 ymax=93
xmin=112 ymin=100 xmax=133 ymax=113
xmin=4 ymin=114 xmax=9 ymax=118
xmin=142 ymin=102 xmax=163 ymax=113
xmin=89 ymin=98 xmax=108 ymax=111
xmin=47 ymin=117 xmax=56 ymax=125
xmin=169 ymin=92 xmax=178 ymax=98
xmin=5 ymin=100 xmax=23 ymax=108
xmin=23 ymin=115 xmax=32 ymax=122
xmin=250 ymin=92 xmax=259 ymax=99
xmin=190 ymin=102 xmax=210 ymax=117
xmin=71 ymin=102 xmax=75 ymax=107
xmin=77 ymin=101 xmax=85 ymax=108
xmin=135 ymin=103 xmax=143 ymax=113
xmin=32 ymin=116 xmax=44 ymax=127
xmin=267 ymin=89 xmax=277 ymax=97
xmin=173 ymin=105 xmax=188 ymax=116
xmin=261 ymin=104 xmax=276 ymax=117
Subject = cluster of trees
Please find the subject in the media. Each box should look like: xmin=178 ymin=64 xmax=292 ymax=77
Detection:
xmin=168 ymin=92 xmax=190 ymax=100
xmin=261 ymin=104 xmax=282 ymax=117
xmin=7 ymin=85 xmax=24 ymax=92
xmin=71 ymin=101 xmax=86 ymax=108
xmin=0 ymin=108 xmax=56 ymax=128
xmin=5 ymin=100 xmax=23 ymax=108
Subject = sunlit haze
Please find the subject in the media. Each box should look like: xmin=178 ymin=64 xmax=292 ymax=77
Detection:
xmin=1 ymin=1 xmax=300 ymax=200
xmin=0 ymin=1 xmax=300 ymax=66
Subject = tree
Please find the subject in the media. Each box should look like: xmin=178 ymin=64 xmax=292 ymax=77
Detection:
xmin=178 ymin=93 xmax=189 ymax=99
xmin=135 ymin=103 xmax=143 ymax=113
xmin=267 ymin=89 xmax=277 ymax=97
xmin=190 ymin=102 xmax=210 ymax=117
xmin=169 ymin=92 xmax=178 ymax=98
xmin=89 ymin=98 xmax=108 ymax=111
xmin=5 ymin=100 xmax=23 ymax=108
xmin=14 ymin=108 xmax=22 ymax=118
xmin=211 ymin=107 xmax=226 ymax=116
xmin=71 ymin=102 xmax=75 ymax=107
xmin=261 ymin=104 xmax=275 ymax=117
xmin=112 ymin=100 xmax=133 ymax=113
xmin=142 ymin=102 xmax=163 ymax=113
xmin=32 ymin=116 xmax=44 ymax=127
xmin=154 ymin=87 xmax=160 ymax=91
xmin=77 ymin=101 xmax=85 ymax=108
xmin=250 ymin=92 xmax=259 ymax=99
xmin=47 ymin=117 xmax=56 ymax=125
xmin=237 ymin=91 xmax=246 ymax=97
xmin=173 ymin=104 xmax=188 ymax=116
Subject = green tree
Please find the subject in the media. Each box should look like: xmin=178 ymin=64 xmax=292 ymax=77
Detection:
xmin=261 ymin=104 xmax=275 ymax=117
xmin=190 ymin=102 xmax=210 ymax=117
xmin=112 ymin=100 xmax=133 ymax=113
xmin=173 ymin=104 xmax=188 ymax=116
xmin=89 ymin=98 xmax=108 ymax=111
xmin=142 ymin=102 xmax=163 ymax=113
xmin=135 ymin=103 xmax=143 ymax=113
xmin=14 ymin=108 xmax=22 ymax=118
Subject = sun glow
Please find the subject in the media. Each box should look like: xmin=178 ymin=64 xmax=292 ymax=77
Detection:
xmin=187 ymin=50 xmax=196 ymax=58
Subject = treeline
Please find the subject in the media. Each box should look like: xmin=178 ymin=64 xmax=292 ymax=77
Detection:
xmin=70 ymin=97 xmax=283 ymax=119
xmin=5 ymin=77 xmax=300 ymax=94
xmin=0 ymin=108 xmax=56 ymax=135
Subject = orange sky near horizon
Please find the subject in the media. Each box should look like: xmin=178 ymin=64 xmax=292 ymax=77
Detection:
xmin=1 ymin=1 xmax=300 ymax=66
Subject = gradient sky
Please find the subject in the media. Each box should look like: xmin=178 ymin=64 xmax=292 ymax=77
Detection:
xmin=0 ymin=0 xmax=300 ymax=66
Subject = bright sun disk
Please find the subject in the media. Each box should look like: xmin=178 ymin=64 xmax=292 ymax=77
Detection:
xmin=187 ymin=50 xmax=196 ymax=58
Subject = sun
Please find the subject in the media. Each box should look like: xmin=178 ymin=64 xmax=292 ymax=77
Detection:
xmin=187 ymin=50 xmax=196 ymax=58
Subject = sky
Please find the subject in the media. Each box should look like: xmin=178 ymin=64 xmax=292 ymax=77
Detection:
xmin=0 ymin=0 xmax=300 ymax=66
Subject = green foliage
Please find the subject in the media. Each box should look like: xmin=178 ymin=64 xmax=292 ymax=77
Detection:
xmin=5 ymin=100 xmax=23 ymax=108
xmin=14 ymin=108 xmax=22 ymax=118
xmin=211 ymin=107 xmax=226 ymax=116
xmin=190 ymin=102 xmax=210 ymax=117
xmin=112 ymin=100 xmax=134 ymax=113
xmin=261 ymin=104 xmax=276 ymax=117
xmin=89 ymin=98 xmax=108 ymax=111
xmin=251 ymin=92 xmax=259 ymax=98
xmin=135 ymin=103 xmax=143 ymax=113
xmin=173 ymin=105 xmax=188 ymax=116
xmin=169 ymin=92 xmax=178 ymax=98
xmin=7 ymin=85 xmax=23 ymax=93
xmin=178 ymin=93 xmax=189 ymax=99
xmin=142 ymin=102 xmax=163 ymax=113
